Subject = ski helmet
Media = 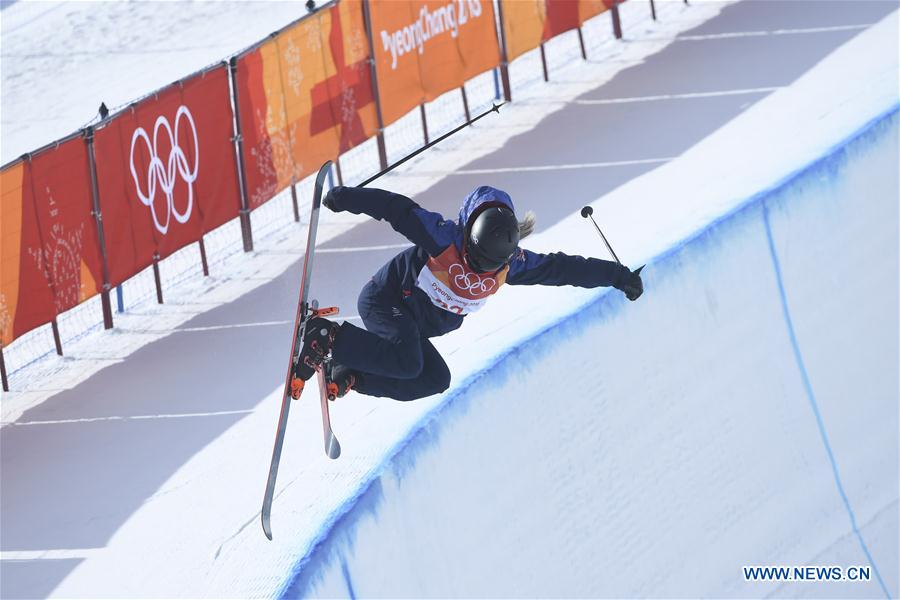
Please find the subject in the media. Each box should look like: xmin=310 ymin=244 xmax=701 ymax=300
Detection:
xmin=465 ymin=206 xmax=520 ymax=273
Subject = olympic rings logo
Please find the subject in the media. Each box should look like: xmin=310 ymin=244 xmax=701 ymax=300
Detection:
xmin=129 ymin=105 xmax=198 ymax=235
xmin=449 ymin=263 xmax=496 ymax=296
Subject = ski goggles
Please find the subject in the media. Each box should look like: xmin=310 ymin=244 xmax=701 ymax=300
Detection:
xmin=464 ymin=245 xmax=513 ymax=273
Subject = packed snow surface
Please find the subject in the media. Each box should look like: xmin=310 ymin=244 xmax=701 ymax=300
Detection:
xmin=289 ymin=95 xmax=900 ymax=600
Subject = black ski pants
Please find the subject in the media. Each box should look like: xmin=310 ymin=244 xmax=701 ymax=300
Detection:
xmin=331 ymin=280 xmax=451 ymax=401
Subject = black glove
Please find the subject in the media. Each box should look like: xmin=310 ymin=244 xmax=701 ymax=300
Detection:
xmin=615 ymin=265 xmax=643 ymax=301
xmin=322 ymin=186 xmax=346 ymax=212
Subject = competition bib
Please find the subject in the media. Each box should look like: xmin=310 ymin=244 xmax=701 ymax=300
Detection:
xmin=416 ymin=246 xmax=508 ymax=315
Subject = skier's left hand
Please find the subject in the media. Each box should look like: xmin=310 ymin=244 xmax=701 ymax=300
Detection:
xmin=615 ymin=265 xmax=643 ymax=301
xmin=322 ymin=187 xmax=346 ymax=212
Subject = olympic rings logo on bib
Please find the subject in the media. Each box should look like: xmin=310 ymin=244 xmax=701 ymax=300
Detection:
xmin=129 ymin=105 xmax=198 ymax=235
xmin=449 ymin=263 xmax=496 ymax=296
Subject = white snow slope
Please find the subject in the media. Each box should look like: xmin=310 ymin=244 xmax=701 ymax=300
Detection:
xmin=287 ymin=109 xmax=900 ymax=600
xmin=279 ymin=16 xmax=899 ymax=600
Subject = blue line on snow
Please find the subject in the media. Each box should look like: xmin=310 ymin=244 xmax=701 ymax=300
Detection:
xmin=340 ymin=558 xmax=357 ymax=600
xmin=762 ymin=203 xmax=891 ymax=599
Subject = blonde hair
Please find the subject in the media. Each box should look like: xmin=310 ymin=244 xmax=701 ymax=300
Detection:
xmin=518 ymin=211 xmax=536 ymax=239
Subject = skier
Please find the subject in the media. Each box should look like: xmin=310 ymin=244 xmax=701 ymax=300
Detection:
xmin=294 ymin=185 xmax=643 ymax=401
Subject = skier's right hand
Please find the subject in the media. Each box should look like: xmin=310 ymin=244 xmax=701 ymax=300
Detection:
xmin=615 ymin=265 xmax=643 ymax=301
xmin=322 ymin=187 xmax=346 ymax=212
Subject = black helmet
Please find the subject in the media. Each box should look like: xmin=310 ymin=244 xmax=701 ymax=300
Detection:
xmin=465 ymin=206 xmax=519 ymax=272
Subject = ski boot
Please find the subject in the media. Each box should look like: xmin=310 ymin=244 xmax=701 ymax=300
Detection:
xmin=323 ymin=360 xmax=360 ymax=401
xmin=291 ymin=317 xmax=339 ymax=399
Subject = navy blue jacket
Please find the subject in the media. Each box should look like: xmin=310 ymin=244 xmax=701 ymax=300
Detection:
xmin=328 ymin=185 xmax=624 ymax=338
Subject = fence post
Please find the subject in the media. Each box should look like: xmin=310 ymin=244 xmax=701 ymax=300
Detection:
xmin=362 ymin=1 xmax=389 ymax=170
xmin=494 ymin=0 xmax=513 ymax=101
xmin=51 ymin=319 xmax=63 ymax=356
xmin=199 ymin=237 xmax=209 ymax=276
xmin=460 ymin=85 xmax=471 ymax=122
xmin=420 ymin=104 xmax=429 ymax=145
xmin=84 ymin=126 xmax=114 ymax=330
xmin=0 ymin=346 xmax=8 ymax=392
xmin=116 ymin=285 xmax=124 ymax=313
xmin=152 ymin=253 xmax=164 ymax=304
xmin=228 ymin=57 xmax=255 ymax=252
xmin=577 ymin=27 xmax=588 ymax=59
xmin=290 ymin=180 xmax=300 ymax=222
xmin=539 ymin=43 xmax=549 ymax=81
xmin=611 ymin=1 xmax=623 ymax=39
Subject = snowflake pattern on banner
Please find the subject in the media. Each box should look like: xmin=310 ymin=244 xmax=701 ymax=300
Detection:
xmin=346 ymin=27 xmax=367 ymax=64
xmin=342 ymin=29 xmax=367 ymax=131
xmin=337 ymin=27 xmax=369 ymax=151
xmin=283 ymin=37 xmax=304 ymax=97
xmin=306 ymin=18 xmax=323 ymax=55
xmin=340 ymin=86 xmax=357 ymax=137
xmin=0 ymin=292 xmax=10 ymax=340
xmin=27 ymin=186 xmax=87 ymax=313
xmin=249 ymin=106 xmax=297 ymax=207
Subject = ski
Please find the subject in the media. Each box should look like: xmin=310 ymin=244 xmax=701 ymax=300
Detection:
xmin=317 ymin=361 xmax=342 ymax=458
xmin=261 ymin=161 xmax=340 ymax=541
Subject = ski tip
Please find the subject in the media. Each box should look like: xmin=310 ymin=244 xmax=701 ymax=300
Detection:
xmin=261 ymin=517 xmax=273 ymax=541
xmin=580 ymin=206 xmax=593 ymax=218
xmin=634 ymin=264 xmax=645 ymax=275
xmin=326 ymin=435 xmax=342 ymax=460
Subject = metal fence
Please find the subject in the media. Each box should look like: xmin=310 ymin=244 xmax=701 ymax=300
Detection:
xmin=1 ymin=0 xmax=669 ymax=392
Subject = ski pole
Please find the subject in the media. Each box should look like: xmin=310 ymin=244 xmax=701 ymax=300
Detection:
xmin=357 ymin=103 xmax=504 ymax=188
xmin=580 ymin=205 xmax=622 ymax=264
xmin=580 ymin=206 xmax=644 ymax=274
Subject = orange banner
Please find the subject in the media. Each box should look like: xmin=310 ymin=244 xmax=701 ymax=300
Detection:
xmin=0 ymin=162 xmax=48 ymax=346
xmin=501 ymin=0 xmax=615 ymax=62
xmin=0 ymin=139 xmax=104 ymax=346
xmin=236 ymin=0 xmax=377 ymax=208
xmin=370 ymin=0 xmax=501 ymax=126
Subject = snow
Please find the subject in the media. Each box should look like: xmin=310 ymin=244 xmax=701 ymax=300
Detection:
xmin=1 ymin=1 xmax=898 ymax=598
xmin=0 ymin=1 xmax=318 ymax=165
xmin=286 ymin=104 xmax=899 ymax=599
